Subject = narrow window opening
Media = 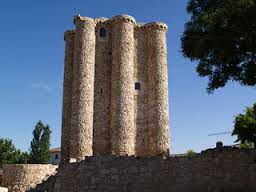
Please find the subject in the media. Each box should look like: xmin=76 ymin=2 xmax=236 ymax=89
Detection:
xmin=55 ymin=154 xmax=59 ymax=160
xmin=100 ymin=28 xmax=107 ymax=38
xmin=135 ymin=82 xmax=141 ymax=90
xmin=100 ymin=88 xmax=103 ymax=93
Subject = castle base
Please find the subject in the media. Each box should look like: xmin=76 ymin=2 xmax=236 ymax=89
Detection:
xmin=54 ymin=148 xmax=256 ymax=192
xmin=2 ymin=148 xmax=256 ymax=192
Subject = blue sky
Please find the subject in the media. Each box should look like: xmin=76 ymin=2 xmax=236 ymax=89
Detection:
xmin=0 ymin=0 xmax=255 ymax=154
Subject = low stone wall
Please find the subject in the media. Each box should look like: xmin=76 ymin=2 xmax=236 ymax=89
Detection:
xmin=0 ymin=187 xmax=8 ymax=192
xmin=1 ymin=164 xmax=57 ymax=192
xmin=54 ymin=148 xmax=256 ymax=192
xmin=1 ymin=149 xmax=256 ymax=192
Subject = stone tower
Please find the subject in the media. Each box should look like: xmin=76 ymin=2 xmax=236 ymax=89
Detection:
xmin=61 ymin=14 xmax=169 ymax=161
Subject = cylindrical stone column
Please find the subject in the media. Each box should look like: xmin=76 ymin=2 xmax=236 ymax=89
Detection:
xmin=70 ymin=15 xmax=96 ymax=160
xmin=147 ymin=22 xmax=170 ymax=156
xmin=61 ymin=30 xmax=75 ymax=161
xmin=111 ymin=15 xmax=136 ymax=155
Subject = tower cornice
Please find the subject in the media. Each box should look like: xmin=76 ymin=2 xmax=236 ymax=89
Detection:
xmin=144 ymin=22 xmax=168 ymax=31
xmin=111 ymin=14 xmax=136 ymax=25
xmin=73 ymin=15 xmax=95 ymax=29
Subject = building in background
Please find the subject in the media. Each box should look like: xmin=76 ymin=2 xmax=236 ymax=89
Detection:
xmin=48 ymin=147 xmax=61 ymax=164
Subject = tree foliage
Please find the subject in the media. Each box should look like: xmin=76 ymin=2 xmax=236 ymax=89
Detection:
xmin=186 ymin=149 xmax=197 ymax=157
xmin=239 ymin=142 xmax=254 ymax=149
xmin=16 ymin=152 xmax=30 ymax=164
xmin=0 ymin=138 xmax=20 ymax=168
xmin=232 ymin=103 xmax=256 ymax=147
xmin=181 ymin=0 xmax=256 ymax=93
xmin=29 ymin=121 xmax=51 ymax=164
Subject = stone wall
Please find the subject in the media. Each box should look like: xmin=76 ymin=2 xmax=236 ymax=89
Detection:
xmin=134 ymin=26 xmax=149 ymax=156
xmin=93 ymin=18 xmax=112 ymax=154
xmin=53 ymin=148 xmax=256 ymax=192
xmin=0 ymin=187 xmax=8 ymax=192
xmin=1 ymin=164 xmax=57 ymax=192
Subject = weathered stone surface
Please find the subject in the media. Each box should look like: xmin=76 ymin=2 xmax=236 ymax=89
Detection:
xmin=61 ymin=30 xmax=75 ymax=161
xmin=111 ymin=15 xmax=136 ymax=155
xmin=147 ymin=23 xmax=169 ymax=156
xmin=1 ymin=164 xmax=57 ymax=192
xmin=0 ymin=187 xmax=8 ymax=192
xmin=61 ymin=14 xmax=170 ymax=159
xmin=93 ymin=19 xmax=112 ymax=154
xmin=70 ymin=15 xmax=96 ymax=160
xmin=3 ymin=148 xmax=255 ymax=192
xmin=54 ymin=148 xmax=256 ymax=192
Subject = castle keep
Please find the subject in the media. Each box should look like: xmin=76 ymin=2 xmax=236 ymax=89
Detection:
xmin=61 ymin=15 xmax=169 ymax=161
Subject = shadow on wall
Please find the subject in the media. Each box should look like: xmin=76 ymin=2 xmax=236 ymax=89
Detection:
xmin=29 ymin=175 xmax=56 ymax=192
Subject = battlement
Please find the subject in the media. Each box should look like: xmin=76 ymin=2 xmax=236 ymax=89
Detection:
xmin=69 ymin=14 xmax=168 ymax=31
xmin=144 ymin=22 xmax=168 ymax=31
xmin=111 ymin=14 xmax=136 ymax=24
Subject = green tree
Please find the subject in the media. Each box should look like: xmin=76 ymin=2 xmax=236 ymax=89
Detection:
xmin=186 ymin=149 xmax=196 ymax=157
xmin=29 ymin=121 xmax=51 ymax=164
xmin=0 ymin=138 xmax=20 ymax=168
xmin=232 ymin=103 xmax=256 ymax=147
xmin=239 ymin=142 xmax=254 ymax=149
xmin=181 ymin=0 xmax=256 ymax=93
xmin=16 ymin=152 xmax=30 ymax=164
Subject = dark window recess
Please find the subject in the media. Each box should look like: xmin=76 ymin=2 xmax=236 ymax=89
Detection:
xmin=135 ymin=82 xmax=141 ymax=90
xmin=100 ymin=28 xmax=107 ymax=37
xmin=55 ymin=154 xmax=59 ymax=160
xmin=100 ymin=88 xmax=103 ymax=93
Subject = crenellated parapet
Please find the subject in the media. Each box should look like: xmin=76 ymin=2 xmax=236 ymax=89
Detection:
xmin=94 ymin=17 xmax=109 ymax=24
xmin=144 ymin=22 xmax=168 ymax=31
xmin=111 ymin=14 xmax=136 ymax=25
xmin=73 ymin=15 xmax=95 ymax=29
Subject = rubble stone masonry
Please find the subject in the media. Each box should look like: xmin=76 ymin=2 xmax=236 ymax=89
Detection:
xmin=1 ymin=148 xmax=256 ymax=192
xmin=53 ymin=148 xmax=256 ymax=192
xmin=1 ymin=164 xmax=57 ymax=192
xmin=61 ymin=14 xmax=170 ymax=160
xmin=147 ymin=22 xmax=169 ymax=156
xmin=70 ymin=16 xmax=96 ymax=160
xmin=61 ymin=30 xmax=75 ymax=161
xmin=93 ymin=18 xmax=112 ymax=154
xmin=111 ymin=15 xmax=136 ymax=155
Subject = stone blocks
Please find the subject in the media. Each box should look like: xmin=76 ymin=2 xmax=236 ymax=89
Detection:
xmin=1 ymin=164 xmax=57 ymax=192
xmin=54 ymin=148 xmax=256 ymax=192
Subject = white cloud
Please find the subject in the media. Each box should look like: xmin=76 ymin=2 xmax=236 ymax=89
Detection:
xmin=31 ymin=83 xmax=50 ymax=91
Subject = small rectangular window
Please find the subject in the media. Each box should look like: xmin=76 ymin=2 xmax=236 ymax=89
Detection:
xmin=135 ymin=82 xmax=140 ymax=90
xmin=100 ymin=28 xmax=107 ymax=38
